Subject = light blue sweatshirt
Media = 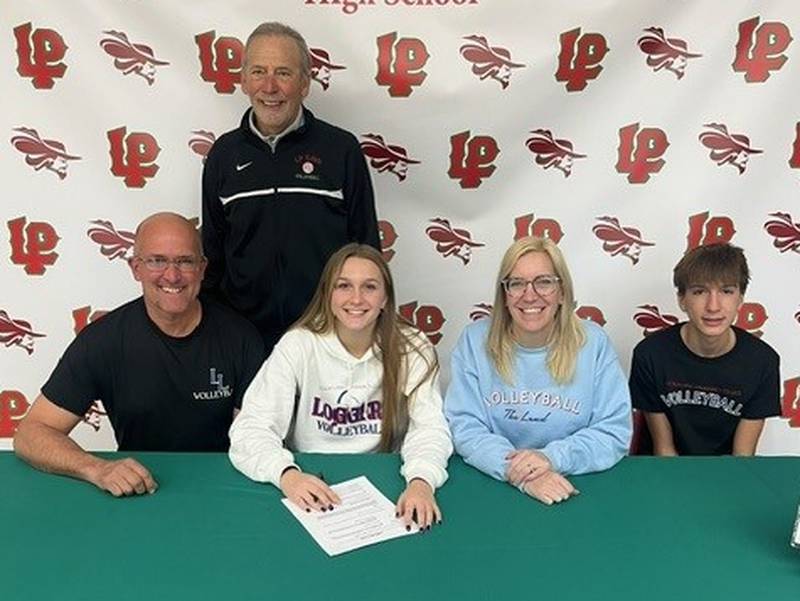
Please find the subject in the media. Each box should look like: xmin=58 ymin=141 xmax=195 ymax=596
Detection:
xmin=445 ymin=318 xmax=631 ymax=480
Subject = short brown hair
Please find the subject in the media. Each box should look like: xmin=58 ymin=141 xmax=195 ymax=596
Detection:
xmin=673 ymin=243 xmax=750 ymax=295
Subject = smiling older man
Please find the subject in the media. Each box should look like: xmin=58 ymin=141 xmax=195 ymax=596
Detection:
xmin=14 ymin=212 xmax=264 ymax=496
xmin=201 ymin=22 xmax=379 ymax=356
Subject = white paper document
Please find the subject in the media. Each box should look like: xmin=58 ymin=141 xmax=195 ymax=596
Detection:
xmin=281 ymin=475 xmax=415 ymax=556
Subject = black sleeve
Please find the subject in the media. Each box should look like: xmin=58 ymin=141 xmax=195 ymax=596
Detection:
xmin=629 ymin=343 xmax=664 ymax=412
xmin=343 ymin=134 xmax=380 ymax=250
xmin=235 ymin=324 xmax=267 ymax=409
xmin=41 ymin=332 xmax=103 ymax=417
xmin=201 ymin=145 xmax=227 ymax=296
xmin=743 ymin=349 xmax=781 ymax=419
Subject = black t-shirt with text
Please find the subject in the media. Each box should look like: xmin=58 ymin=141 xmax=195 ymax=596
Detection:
xmin=43 ymin=297 xmax=265 ymax=451
xmin=629 ymin=324 xmax=780 ymax=455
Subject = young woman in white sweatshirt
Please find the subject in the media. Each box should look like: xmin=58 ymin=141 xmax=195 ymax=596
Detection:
xmin=229 ymin=243 xmax=452 ymax=529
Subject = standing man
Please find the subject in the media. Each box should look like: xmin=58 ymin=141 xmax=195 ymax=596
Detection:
xmin=202 ymin=22 xmax=379 ymax=354
xmin=14 ymin=213 xmax=265 ymax=496
xmin=629 ymin=243 xmax=781 ymax=455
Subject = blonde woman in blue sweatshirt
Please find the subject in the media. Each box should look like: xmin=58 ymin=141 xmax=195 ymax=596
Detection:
xmin=445 ymin=236 xmax=631 ymax=505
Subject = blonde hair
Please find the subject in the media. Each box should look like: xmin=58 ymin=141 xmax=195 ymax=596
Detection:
xmin=295 ymin=243 xmax=438 ymax=451
xmin=487 ymin=236 xmax=585 ymax=384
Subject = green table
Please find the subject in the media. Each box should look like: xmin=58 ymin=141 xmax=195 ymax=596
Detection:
xmin=3 ymin=452 xmax=798 ymax=601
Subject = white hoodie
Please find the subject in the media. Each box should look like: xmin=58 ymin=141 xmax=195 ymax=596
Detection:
xmin=229 ymin=327 xmax=452 ymax=488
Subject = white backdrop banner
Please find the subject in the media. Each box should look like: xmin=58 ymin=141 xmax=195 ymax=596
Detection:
xmin=2 ymin=0 xmax=798 ymax=453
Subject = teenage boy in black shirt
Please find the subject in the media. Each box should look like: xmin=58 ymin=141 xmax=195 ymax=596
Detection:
xmin=629 ymin=243 xmax=780 ymax=455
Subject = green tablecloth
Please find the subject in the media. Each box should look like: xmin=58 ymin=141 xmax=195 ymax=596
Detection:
xmin=3 ymin=452 xmax=798 ymax=601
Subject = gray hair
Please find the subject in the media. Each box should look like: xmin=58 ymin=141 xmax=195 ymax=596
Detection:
xmin=245 ymin=22 xmax=310 ymax=76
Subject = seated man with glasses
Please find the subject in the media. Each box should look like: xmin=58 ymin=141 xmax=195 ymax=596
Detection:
xmin=629 ymin=243 xmax=780 ymax=455
xmin=14 ymin=212 xmax=265 ymax=496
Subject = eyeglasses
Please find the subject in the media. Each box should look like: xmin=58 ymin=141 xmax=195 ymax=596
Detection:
xmin=501 ymin=275 xmax=561 ymax=297
xmin=134 ymin=256 xmax=205 ymax=273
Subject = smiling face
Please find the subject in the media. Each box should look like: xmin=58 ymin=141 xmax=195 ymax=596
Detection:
xmin=330 ymin=257 xmax=387 ymax=344
xmin=679 ymin=281 xmax=743 ymax=345
xmin=505 ymin=251 xmax=563 ymax=348
xmin=130 ymin=215 xmax=205 ymax=331
xmin=241 ymin=34 xmax=310 ymax=137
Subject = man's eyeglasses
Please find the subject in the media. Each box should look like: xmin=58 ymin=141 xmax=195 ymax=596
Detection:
xmin=501 ymin=275 xmax=561 ymax=297
xmin=134 ymin=256 xmax=205 ymax=273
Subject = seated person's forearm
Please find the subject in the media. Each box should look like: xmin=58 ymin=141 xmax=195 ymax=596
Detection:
xmin=14 ymin=421 xmax=104 ymax=483
xmin=652 ymin=441 xmax=678 ymax=456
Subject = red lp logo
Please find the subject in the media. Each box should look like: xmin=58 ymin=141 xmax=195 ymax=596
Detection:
xmin=686 ymin=212 xmax=735 ymax=251
xmin=375 ymin=32 xmax=429 ymax=97
xmin=108 ymin=127 xmax=161 ymax=188
xmin=782 ymin=377 xmax=800 ymax=428
xmin=513 ymin=214 xmax=564 ymax=244
xmin=72 ymin=306 xmax=109 ymax=336
xmin=616 ymin=123 xmax=669 ymax=184
xmin=555 ymin=28 xmax=609 ymax=91
xmin=14 ymin=22 xmax=67 ymax=89
xmin=733 ymin=16 xmax=792 ymax=83
xmin=399 ymin=302 xmax=446 ymax=345
xmin=8 ymin=217 xmax=59 ymax=275
xmin=195 ymin=31 xmax=243 ymax=94
xmin=735 ymin=302 xmax=767 ymax=338
xmin=0 ymin=391 xmax=30 ymax=438
xmin=378 ymin=220 xmax=398 ymax=263
xmin=448 ymin=131 xmax=499 ymax=189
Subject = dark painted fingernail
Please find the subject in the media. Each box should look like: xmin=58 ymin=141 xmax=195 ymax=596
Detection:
xmin=328 ymin=505 xmax=334 ymax=511
xmin=321 ymin=507 xmax=327 ymax=512
xmin=305 ymin=508 xmax=311 ymax=513
xmin=395 ymin=512 xmax=399 ymax=518
xmin=405 ymin=525 xmax=410 ymax=532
